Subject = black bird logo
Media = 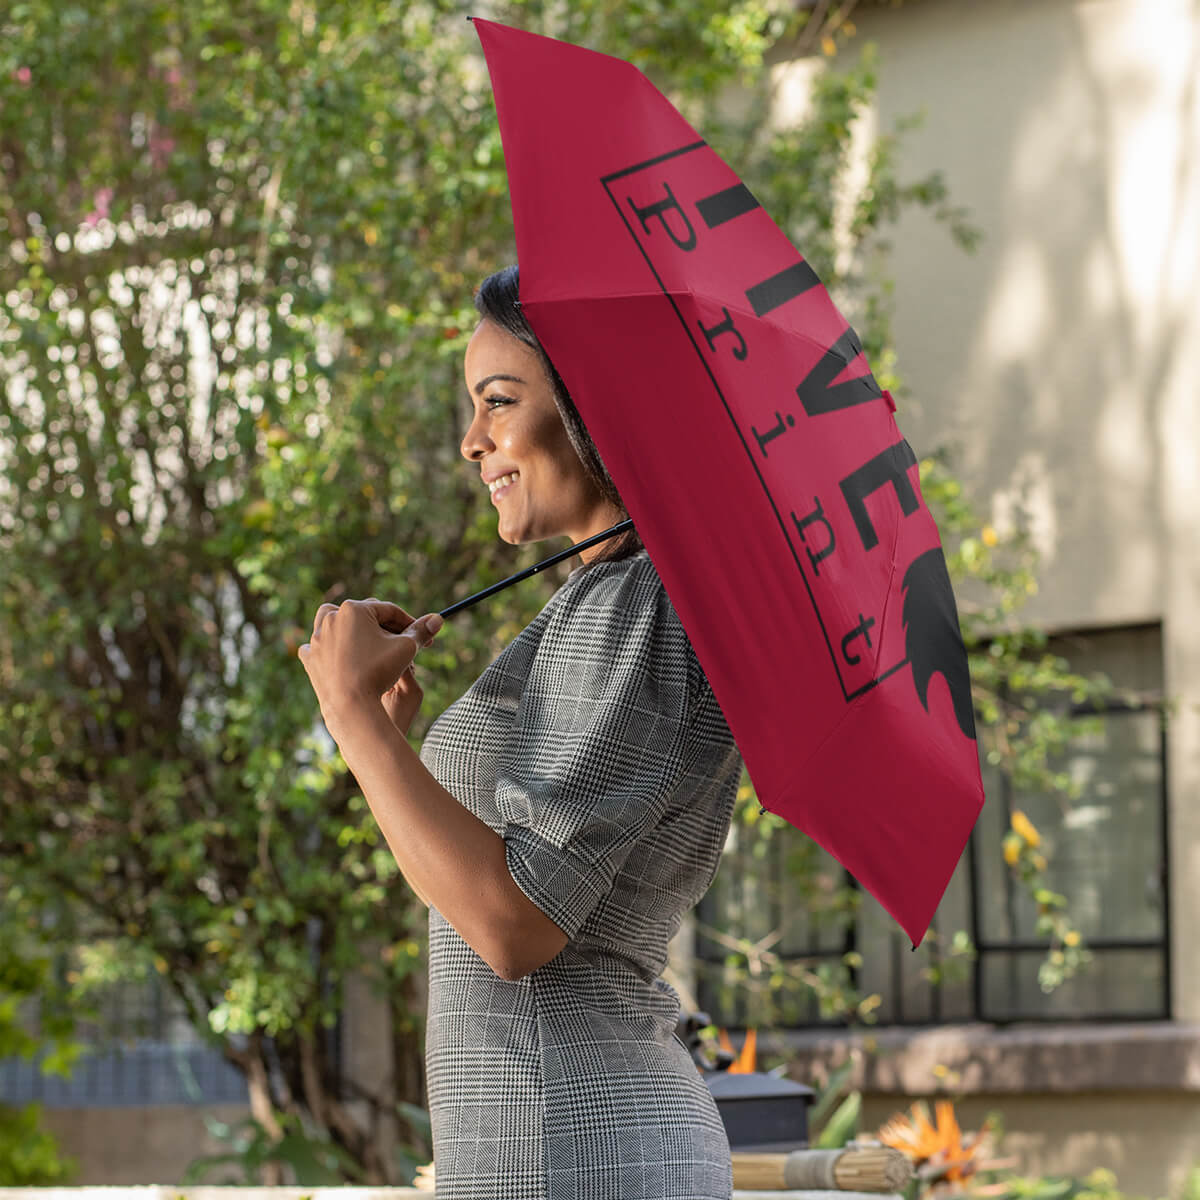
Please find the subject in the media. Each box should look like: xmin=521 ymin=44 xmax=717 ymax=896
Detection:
xmin=901 ymin=548 xmax=977 ymax=741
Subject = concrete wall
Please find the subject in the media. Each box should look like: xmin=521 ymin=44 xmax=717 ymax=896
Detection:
xmin=780 ymin=1021 xmax=1200 ymax=1198
xmin=39 ymin=1104 xmax=251 ymax=1185
xmin=862 ymin=1092 xmax=1200 ymax=1200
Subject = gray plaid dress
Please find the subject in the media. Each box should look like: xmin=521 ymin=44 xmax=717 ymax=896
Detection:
xmin=419 ymin=548 xmax=741 ymax=1199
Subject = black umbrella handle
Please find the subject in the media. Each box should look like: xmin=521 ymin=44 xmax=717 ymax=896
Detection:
xmin=438 ymin=519 xmax=635 ymax=618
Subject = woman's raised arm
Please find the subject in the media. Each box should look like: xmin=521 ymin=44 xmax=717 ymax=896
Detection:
xmin=298 ymin=599 xmax=567 ymax=980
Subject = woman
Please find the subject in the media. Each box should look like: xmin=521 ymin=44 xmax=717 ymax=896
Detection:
xmin=298 ymin=265 xmax=742 ymax=1199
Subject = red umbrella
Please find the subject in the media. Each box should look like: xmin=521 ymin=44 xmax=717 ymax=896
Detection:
xmin=471 ymin=18 xmax=984 ymax=946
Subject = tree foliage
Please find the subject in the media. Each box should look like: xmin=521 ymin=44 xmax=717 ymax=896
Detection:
xmin=0 ymin=927 xmax=79 ymax=1184
xmin=1 ymin=0 xmax=1104 ymax=1181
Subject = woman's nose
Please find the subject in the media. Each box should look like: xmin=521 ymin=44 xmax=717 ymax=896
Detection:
xmin=461 ymin=410 xmax=493 ymax=462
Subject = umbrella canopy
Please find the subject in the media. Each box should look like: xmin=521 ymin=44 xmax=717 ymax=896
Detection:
xmin=472 ymin=18 xmax=984 ymax=946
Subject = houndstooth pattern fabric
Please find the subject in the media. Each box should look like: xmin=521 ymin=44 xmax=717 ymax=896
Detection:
xmin=419 ymin=549 xmax=741 ymax=1199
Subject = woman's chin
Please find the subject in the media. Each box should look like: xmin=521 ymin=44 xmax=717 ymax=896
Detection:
xmin=497 ymin=520 xmax=559 ymax=550
xmin=496 ymin=520 xmax=527 ymax=547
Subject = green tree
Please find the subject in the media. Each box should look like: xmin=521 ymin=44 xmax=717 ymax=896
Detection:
xmin=1 ymin=0 xmax=534 ymax=1181
xmin=0 ymin=0 xmax=1104 ymax=1181
xmin=0 ymin=921 xmax=80 ymax=1184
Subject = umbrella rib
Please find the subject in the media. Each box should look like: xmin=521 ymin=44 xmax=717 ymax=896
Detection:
xmin=873 ymin=518 xmax=905 ymax=679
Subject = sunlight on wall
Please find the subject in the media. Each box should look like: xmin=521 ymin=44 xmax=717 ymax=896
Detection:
xmin=1096 ymin=380 xmax=1152 ymax=492
xmin=979 ymin=241 xmax=1051 ymax=369
xmin=1076 ymin=0 xmax=1195 ymax=329
xmin=767 ymin=56 xmax=824 ymax=130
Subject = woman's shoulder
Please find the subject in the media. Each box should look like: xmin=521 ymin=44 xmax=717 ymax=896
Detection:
xmin=548 ymin=548 xmax=710 ymax=690
xmin=565 ymin=544 xmax=656 ymax=588
xmin=554 ymin=547 xmax=670 ymax=627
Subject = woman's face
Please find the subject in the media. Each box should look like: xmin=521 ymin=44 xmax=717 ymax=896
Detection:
xmin=461 ymin=319 xmax=621 ymax=557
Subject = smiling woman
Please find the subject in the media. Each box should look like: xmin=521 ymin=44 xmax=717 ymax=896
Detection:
xmin=460 ymin=318 xmax=618 ymax=552
xmin=466 ymin=264 xmax=643 ymax=563
xmin=300 ymin=264 xmax=742 ymax=1200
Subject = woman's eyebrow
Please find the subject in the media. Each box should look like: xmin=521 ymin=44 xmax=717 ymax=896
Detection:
xmin=473 ymin=372 xmax=526 ymax=395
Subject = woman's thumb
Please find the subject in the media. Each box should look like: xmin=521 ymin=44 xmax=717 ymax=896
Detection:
xmin=409 ymin=612 xmax=443 ymax=647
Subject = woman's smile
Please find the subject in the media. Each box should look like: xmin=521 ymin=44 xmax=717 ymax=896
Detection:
xmin=487 ymin=471 xmax=519 ymax=503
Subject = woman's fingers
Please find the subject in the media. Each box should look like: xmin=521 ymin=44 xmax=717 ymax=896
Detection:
xmin=311 ymin=602 xmax=340 ymax=638
xmin=407 ymin=612 xmax=444 ymax=647
xmin=316 ymin=598 xmax=418 ymax=637
xmin=385 ymin=664 xmax=418 ymax=692
xmin=300 ymin=602 xmax=443 ymax=699
xmin=316 ymin=597 xmax=442 ymax=642
xmin=381 ymin=663 xmax=424 ymax=735
xmin=360 ymin=597 xmax=418 ymax=634
xmin=348 ymin=602 xmax=443 ymax=647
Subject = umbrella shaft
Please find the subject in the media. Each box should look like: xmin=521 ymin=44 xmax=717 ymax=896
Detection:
xmin=439 ymin=519 xmax=635 ymax=618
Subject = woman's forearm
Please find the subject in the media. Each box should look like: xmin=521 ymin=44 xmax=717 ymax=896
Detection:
xmin=328 ymin=699 xmax=567 ymax=980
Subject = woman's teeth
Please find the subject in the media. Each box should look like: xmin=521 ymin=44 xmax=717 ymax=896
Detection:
xmin=488 ymin=473 xmax=518 ymax=494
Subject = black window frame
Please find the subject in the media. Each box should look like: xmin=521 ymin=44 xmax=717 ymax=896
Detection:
xmin=695 ymin=623 xmax=1171 ymax=1029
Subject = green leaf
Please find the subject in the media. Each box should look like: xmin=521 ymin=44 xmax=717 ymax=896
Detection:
xmin=809 ymin=1057 xmax=859 ymax=1124
xmin=815 ymin=1090 xmax=862 ymax=1149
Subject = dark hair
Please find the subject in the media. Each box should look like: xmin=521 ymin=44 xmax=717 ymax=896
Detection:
xmin=473 ymin=265 xmax=643 ymax=564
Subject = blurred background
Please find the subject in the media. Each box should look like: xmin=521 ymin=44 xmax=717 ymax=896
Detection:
xmin=1 ymin=0 xmax=1197 ymax=1193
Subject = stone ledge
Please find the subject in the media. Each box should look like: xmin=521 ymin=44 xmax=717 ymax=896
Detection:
xmin=0 ymin=1192 xmax=427 ymax=1199
xmin=0 ymin=1192 xmax=892 ymax=1200
xmin=770 ymin=1021 xmax=1200 ymax=1094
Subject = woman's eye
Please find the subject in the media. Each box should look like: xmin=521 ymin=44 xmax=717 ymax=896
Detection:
xmin=485 ymin=394 xmax=515 ymax=410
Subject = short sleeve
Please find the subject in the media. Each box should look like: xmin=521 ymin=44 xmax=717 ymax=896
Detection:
xmin=496 ymin=557 xmax=695 ymax=940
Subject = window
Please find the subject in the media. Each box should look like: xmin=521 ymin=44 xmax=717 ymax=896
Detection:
xmin=695 ymin=624 xmax=1169 ymax=1026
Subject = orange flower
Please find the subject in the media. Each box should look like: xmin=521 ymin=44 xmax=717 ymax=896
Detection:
xmin=878 ymin=1100 xmax=983 ymax=1185
xmin=717 ymin=1028 xmax=758 ymax=1073
xmin=879 ymin=1099 xmax=942 ymax=1159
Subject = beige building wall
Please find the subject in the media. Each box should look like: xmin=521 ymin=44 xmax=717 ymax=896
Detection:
xmin=769 ymin=1 xmax=1199 ymax=1197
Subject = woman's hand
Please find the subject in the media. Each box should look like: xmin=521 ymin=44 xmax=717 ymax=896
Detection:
xmin=352 ymin=598 xmax=429 ymax=735
xmin=297 ymin=597 xmax=443 ymax=739
xmin=380 ymin=666 xmax=423 ymax=735
xmin=377 ymin=602 xmax=428 ymax=735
